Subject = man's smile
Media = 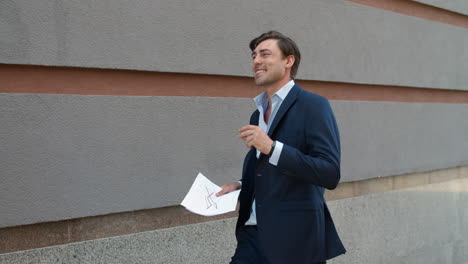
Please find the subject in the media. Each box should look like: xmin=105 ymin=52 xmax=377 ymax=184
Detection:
xmin=255 ymin=68 xmax=266 ymax=77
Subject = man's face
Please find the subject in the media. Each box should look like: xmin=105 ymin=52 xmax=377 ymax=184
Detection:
xmin=251 ymin=39 xmax=289 ymax=87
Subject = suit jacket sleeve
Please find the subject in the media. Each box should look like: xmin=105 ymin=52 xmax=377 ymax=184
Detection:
xmin=276 ymin=96 xmax=341 ymax=190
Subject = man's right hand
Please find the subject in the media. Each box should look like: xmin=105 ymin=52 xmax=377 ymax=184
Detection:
xmin=216 ymin=182 xmax=241 ymax=197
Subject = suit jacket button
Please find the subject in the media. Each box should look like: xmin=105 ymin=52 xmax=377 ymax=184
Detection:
xmin=257 ymin=173 xmax=262 ymax=177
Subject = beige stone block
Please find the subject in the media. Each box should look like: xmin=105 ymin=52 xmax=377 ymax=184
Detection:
xmin=353 ymin=176 xmax=394 ymax=196
xmin=429 ymin=167 xmax=459 ymax=184
xmin=459 ymin=165 xmax=468 ymax=178
xmin=393 ymin=171 xmax=430 ymax=190
xmin=325 ymin=181 xmax=355 ymax=201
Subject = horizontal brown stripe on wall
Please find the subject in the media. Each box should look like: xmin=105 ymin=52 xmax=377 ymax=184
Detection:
xmin=1 ymin=64 xmax=468 ymax=103
xmin=346 ymin=0 xmax=468 ymax=29
xmin=0 ymin=166 xmax=466 ymax=254
xmin=0 ymin=206 xmax=238 ymax=255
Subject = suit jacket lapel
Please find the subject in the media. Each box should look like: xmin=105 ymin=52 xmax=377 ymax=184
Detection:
xmin=250 ymin=110 xmax=260 ymax=126
xmin=267 ymin=84 xmax=300 ymax=137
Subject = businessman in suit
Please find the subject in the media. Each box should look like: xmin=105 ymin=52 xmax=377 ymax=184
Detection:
xmin=216 ymin=31 xmax=346 ymax=264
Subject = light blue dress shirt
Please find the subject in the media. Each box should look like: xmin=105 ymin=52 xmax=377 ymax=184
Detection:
xmin=244 ymin=80 xmax=295 ymax=225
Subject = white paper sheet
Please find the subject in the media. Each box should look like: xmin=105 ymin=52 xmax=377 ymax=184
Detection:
xmin=181 ymin=173 xmax=240 ymax=216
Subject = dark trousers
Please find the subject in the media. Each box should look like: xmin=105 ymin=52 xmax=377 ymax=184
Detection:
xmin=230 ymin=225 xmax=326 ymax=264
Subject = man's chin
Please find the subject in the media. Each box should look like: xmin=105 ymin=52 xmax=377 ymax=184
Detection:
xmin=254 ymin=78 xmax=269 ymax=87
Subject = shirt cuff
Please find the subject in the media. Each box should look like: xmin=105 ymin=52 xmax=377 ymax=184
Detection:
xmin=268 ymin=141 xmax=283 ymax=166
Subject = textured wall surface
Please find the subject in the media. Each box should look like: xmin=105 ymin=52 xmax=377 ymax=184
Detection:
xmin=1 ymin=178 xmax=466 ymax=263
xmin=2 ymin=93 xmax=468 ymax=228
xmin=413 ymin=0 xmax=468 ymax=15
xmin=335 ymin=101 xmax=468 ymax=181
xmin=1 ymin=0 xmax=467 ymax=90
xmin=0 ymin=94 xmax=248 ymax=228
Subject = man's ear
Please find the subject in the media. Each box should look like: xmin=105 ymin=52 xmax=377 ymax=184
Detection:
xmin=285 ymin=55 xmax=295 ymax=69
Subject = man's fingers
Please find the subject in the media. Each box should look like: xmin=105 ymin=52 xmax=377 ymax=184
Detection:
xmin=238 ymin=125 xmax=265 ymax=149
xmin=239 ymin=132 xmax=255 ymax=145
xmin=239 ymin=125 xmax=256 ymax=132
xmin=216 ymin=186 xmax=232 ymax=197
xmin=215 ymin=189 xmax=227 ymax=197
xmin=244 ymin=135 xmax=254 ymax=148
xmin=216 ymin=182 xmax=241 ymax=196
xmin=216 ymin=185 xmax=230 ymax=197
xmin=238 ymin=125 xmax=251 ymax=132
xmin=239 ymin=130 xmax=252 ymax=138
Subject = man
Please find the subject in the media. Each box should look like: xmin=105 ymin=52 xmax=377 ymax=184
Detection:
xmin=216 ymin=31 xmax=346 ymax=264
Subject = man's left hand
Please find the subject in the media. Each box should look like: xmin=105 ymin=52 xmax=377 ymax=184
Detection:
xmin=238 ymin=125 xmax=274 ymax=155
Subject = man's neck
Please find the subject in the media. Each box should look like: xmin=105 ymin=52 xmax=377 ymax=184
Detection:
xmin=265 ymin=77 xmax=292 ymax=100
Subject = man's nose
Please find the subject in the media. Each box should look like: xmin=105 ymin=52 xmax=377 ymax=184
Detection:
xmin=253 ymin=57 xmax=261 ymax=66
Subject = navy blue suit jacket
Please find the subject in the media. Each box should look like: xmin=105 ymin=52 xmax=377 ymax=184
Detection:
xmin=236 ymin=84 xmax=346 ymax=263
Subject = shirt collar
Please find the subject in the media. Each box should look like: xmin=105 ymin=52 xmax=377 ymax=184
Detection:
xmin=254 ymin=80 xmax=295 ymax=108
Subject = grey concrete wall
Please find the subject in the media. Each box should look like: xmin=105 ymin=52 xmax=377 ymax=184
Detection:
xmin=413 ymin=0 xmax=468 ymax=15
xmin=335 ymin=101 xmax=468 ymax=181
xmin=1 ymin=93 xmax=468 ymax=228
xmin=0 ymin=94 xmax=248 ymax=228
xmin=1 ymin=0 xmax=467 ymax=91
xmin=1 ymin=177 xmax=466 ymax=264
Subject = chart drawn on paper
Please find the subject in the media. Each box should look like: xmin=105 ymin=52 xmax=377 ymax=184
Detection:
xmin=181 ymin=173 xmax=240 ymax=216
xmin=204 ymin=186 xmax=218 ymax=210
